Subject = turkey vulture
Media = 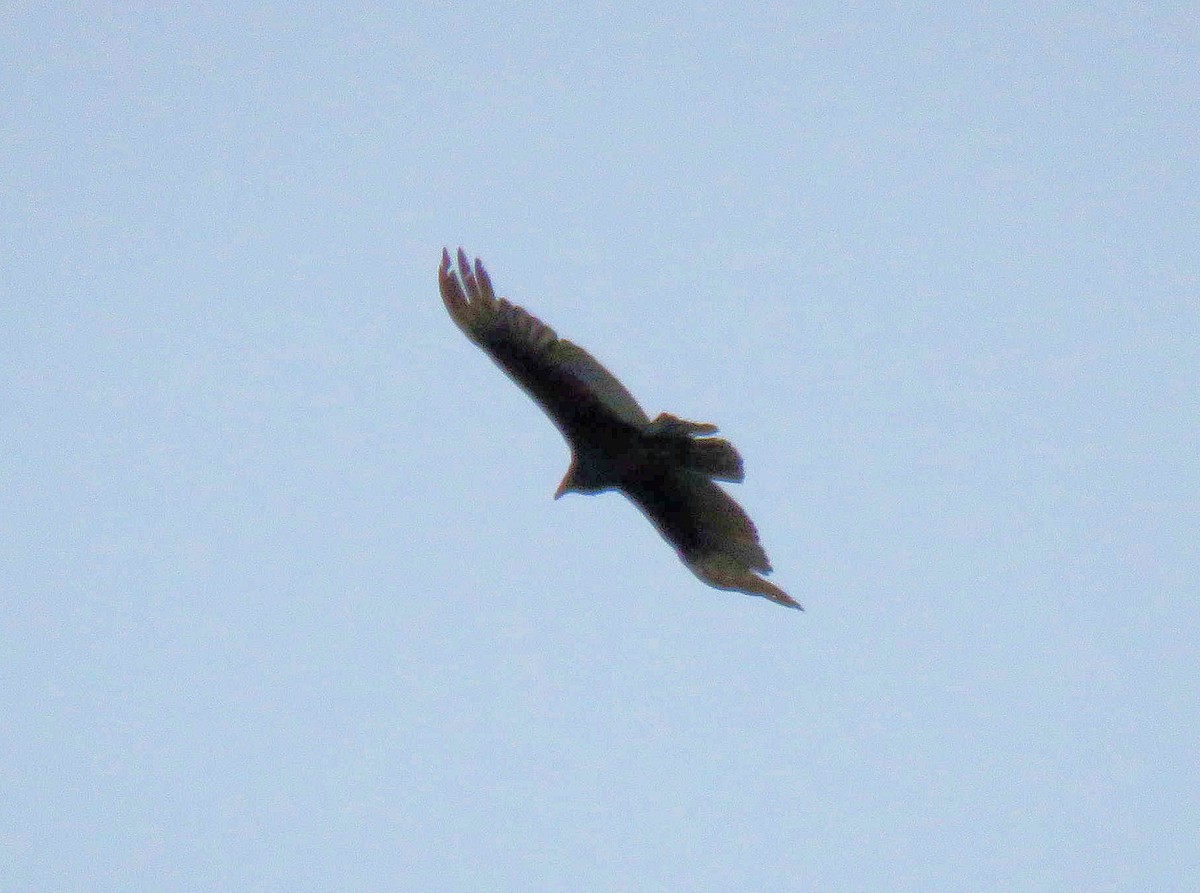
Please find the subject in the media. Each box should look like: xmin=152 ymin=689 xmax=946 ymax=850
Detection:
xmin=439 ymin=248 xmax=800 ymax=611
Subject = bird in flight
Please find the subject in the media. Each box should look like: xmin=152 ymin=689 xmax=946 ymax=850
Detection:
xmin=439 ymin=248 xmax=800 ymax=610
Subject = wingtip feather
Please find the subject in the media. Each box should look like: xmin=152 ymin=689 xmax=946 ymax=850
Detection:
xmin=689 ymin=553 xmax=802 ymax=611
xmin=439 ymin=248 xmax=481 ymax=336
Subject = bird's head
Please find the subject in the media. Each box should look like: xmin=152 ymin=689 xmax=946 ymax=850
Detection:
xmin=553 ymin=472 xmax=576 ymax=500
xmin=554 ymin=455 xmax=606 ymax=499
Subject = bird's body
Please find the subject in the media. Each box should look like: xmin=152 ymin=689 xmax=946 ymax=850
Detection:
xmin=439 ymin=248 xmax=800 ymax=610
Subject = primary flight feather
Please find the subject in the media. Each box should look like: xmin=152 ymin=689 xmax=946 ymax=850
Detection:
xmin=439 ymin=248 xmax=800 ymax=610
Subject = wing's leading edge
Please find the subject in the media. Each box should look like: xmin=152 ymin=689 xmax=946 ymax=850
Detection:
xmin=440 ymin=249 xmax=650 ymax=438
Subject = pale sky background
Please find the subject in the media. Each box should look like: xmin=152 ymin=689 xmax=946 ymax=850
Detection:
xmin=3 ymin=3 xmax=1197 ymax=891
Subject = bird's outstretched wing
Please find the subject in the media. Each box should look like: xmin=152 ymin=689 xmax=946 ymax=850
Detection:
xmin=623 ymin=469 xmax=801 ymax=610
xmin=439 ymin=248 xmax=650 ymax=438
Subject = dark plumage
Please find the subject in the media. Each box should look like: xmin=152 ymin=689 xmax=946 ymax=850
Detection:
xmin=438 ymin=248 xmax=799 ymax=610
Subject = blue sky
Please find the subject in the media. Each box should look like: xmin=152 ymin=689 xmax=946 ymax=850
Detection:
xmin=4 ymin=3 xmax=1197 ymax=890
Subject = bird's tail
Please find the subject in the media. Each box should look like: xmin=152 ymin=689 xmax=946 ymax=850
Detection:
xmin=645 ymin=412 xmax=744 ymax=481
xmin=686 ymin=437 xmax=744 ymax=482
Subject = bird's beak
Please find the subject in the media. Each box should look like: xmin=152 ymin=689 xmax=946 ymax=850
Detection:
xmin=553 ymin=478 xmax=569 ymax=500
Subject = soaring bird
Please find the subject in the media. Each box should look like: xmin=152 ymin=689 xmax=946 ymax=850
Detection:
xmin=439 ymin=248 xmax=800 ymax=610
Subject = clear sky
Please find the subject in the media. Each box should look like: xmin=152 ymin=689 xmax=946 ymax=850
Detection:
xmin=4 ymin=3 xmax=1197 ymax=891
